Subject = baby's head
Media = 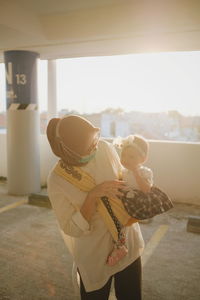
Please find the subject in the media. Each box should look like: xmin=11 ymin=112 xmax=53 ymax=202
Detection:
xmin=120 ymin=135 xmax=149 ymax=169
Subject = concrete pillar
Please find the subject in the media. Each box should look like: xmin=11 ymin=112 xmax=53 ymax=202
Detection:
xmin=47 ymin=60 xmax=57 ymax=120
xmin=4 ymin=50 xmax=41 ymax=195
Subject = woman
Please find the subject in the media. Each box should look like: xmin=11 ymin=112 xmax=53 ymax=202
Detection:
xmin=47 ymin=114 xmax=144 ymax=300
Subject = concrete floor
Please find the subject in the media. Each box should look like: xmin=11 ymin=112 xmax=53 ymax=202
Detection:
xmin=0 ymin=181 xmax=200 ymax=300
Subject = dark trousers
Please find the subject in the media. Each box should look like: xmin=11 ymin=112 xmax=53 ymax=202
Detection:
xmin=79 ymin=256 xmax=142 ymax=300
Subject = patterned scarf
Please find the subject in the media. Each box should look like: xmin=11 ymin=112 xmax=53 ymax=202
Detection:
xmin=54 ymin=160 xmax=137 ymax=242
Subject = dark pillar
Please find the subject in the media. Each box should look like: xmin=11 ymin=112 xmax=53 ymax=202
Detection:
xmin=4 ymin=50 xmax=40 ymax=195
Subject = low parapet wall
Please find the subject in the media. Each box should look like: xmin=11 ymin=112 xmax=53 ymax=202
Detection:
xmin=147 ymin=140 xmax=200 ymax=206
xmin=0 ymin=133 xmax=200 ymax=205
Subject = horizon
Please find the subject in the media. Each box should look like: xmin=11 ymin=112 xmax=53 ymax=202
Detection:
xmin=1 ymin=107 xmax=199 ymax=120
xmin=1 ymin=50 xmax=200 ymax=117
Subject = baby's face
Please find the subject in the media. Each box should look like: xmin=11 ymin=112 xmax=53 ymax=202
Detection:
xmin=120 ymin=146 xmax=146 ymax=170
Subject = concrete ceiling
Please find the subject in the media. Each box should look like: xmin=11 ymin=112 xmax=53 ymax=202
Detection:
xmin=0 ymin=0 xmax=200 ymax=62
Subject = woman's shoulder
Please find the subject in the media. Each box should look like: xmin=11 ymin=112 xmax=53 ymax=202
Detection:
xmin=47 ymin=162 xmax=67 ymax=189
xmin=97 ymin=139 xmax=114 ymax=154
xmin=98 ymin=138 xmax=110 ymax=148
xmin=47 ymin=162 xmax=57 ymax=181
xmin=100 ymin=139 xmax=121 ymax=156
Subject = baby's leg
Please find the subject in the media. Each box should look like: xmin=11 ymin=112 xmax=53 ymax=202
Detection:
xmin=120 ymin=187 xmax=173 ymax=220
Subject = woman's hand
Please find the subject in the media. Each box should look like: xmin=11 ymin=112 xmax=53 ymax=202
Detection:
xmin=80 ymin=180 xmax=126 ymax=222
xmin=88 ymin=180 xmax=127 ymax=200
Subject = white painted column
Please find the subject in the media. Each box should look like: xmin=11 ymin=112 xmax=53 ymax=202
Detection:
xmin=47 ymin=60 xmax=57 ymax=120
xmin=4 ymin=50 xmax=41 ymax=195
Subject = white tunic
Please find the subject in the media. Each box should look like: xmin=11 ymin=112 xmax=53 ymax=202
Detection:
xmin=47 ymin=140 xmax=144 ymax=292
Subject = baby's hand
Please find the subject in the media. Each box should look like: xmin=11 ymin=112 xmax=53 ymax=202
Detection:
xmin=127 ymin=163 xmax=141 ymax=173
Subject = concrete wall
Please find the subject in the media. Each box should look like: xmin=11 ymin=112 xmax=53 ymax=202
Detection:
xmin=146 ymin=140 xmax=200 ymax=205
xmin=0 ymin=133 xmax=58 ymax=187
xmin=0 ymin=133 xmax=200 ymax=205
xmin=0 ymin=133 xmax=7 ymax=178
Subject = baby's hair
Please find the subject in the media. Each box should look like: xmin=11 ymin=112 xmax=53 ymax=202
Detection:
xmin=121 ymin=134 xmax=149 ymax=158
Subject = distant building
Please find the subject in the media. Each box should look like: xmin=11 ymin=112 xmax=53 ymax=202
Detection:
xmin=0 ymin=109 xmax=199 ymax=142
xmin=101 ymin=113 xmax=130 ymax=137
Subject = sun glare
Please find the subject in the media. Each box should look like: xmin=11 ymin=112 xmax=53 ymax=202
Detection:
xmin=0 ymin=51 xmax=200 ymax=116
xmin=56 ymin=51 xmax=200 ymax=116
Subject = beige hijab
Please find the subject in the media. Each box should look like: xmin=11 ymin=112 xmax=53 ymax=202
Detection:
xmin=46 ymin=115 xmax=99 ymax=166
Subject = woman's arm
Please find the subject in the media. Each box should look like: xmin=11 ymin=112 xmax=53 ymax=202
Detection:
xmin=48 ymin=174 xmax=92 ymax=237
xmin=80 ymin=193 xmax=98 ymax=223
xmin=80 ymin=180 xmax=126 ymax=222
xmin=48 ymin=172 xmax=126 ymax=235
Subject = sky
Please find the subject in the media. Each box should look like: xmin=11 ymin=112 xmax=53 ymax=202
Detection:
xmin=1 ymin=50 xmax=200 ymax=116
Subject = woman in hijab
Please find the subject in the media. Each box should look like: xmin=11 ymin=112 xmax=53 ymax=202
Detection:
xmin=46 ymin=114 xmax=144 ymax=300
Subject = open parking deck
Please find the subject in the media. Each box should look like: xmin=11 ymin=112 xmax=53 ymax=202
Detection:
xmin=0 ymin=182 xmax=200 ymax=300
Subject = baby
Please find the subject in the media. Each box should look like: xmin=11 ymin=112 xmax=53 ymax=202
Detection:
xmin=103 ymin=135 xmax=173 ymax=266
xmin=120 ymin=135 xmax=153 ymax=194
xmin=114 ymin=135 xmax=173 ymax=220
